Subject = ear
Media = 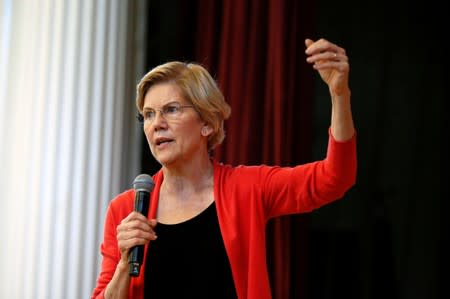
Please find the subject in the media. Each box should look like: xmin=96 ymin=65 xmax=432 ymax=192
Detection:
xmin=201 ymin=125 xmax=213 ymax=137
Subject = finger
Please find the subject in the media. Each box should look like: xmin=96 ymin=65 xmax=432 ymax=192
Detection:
xmin=117 ymin=217 xmax=157 ymax=243
xmin=305 ymin=38 xmax=345 ymax=56
xmin=123 ymin=211 xmax=150 ymax=222
xmin=117 ymin=225 xmax=157 ymax=244
xmin=118 ymin=237 xmax=151 ymax=257
xmin=307 ymin=51 xmax=348 ymax=64
xmin=119 ymin=235 xmax=153 ymax=247
xmin=313 ymin=60 xmax=349 ymax=73
xmin=305 ymin=38 xmax=327 ymax=55
xmin=117 ymin=220 xmax=157 ymax=235
xmin=149 ymin=218 xmax=158 ymax=227
xmin=121 ymin=211 xmax=155 ymax=228
xmin=117 ymin=226 xmax=157 ymax=249
xmin=118 ymin=218 xmax=154 ymax=234
xmin=117 ymin=227 xmax=156 ymax=242
xmin=304 ymin=38 xmax=314 ymax=48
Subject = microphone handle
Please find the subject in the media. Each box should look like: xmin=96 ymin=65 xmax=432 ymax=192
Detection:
xmin=129 ymin=245 xmax=145 ymax=276
xmin=128 ymin=190 xmax=150 ymax=276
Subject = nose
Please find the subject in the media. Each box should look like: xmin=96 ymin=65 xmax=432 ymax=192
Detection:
xmin=151 ymin=110 xmax=167 ymax=131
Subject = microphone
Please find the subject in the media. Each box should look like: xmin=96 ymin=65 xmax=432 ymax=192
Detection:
xmin=128 ymin=174 xmax=155 ymax=277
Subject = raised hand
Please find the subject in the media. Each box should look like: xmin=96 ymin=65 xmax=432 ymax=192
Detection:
xmin=305 ymin=38 xmax=350 ymax=97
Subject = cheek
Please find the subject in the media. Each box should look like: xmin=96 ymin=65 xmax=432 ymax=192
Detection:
xmin=183 ymin=125 xmax=202 ymax=142
xmin=143 ymin=126 xmax=154 ymax=146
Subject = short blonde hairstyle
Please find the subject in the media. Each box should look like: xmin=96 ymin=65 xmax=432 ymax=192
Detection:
xmin=136 ymin=61 xmax=231 ymax=151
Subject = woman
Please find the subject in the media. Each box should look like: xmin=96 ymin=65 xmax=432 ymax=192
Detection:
xmin=91 ymin=38 xmax=356 ymax=299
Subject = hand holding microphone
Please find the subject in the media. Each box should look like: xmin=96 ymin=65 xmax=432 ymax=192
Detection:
xmin=115 ymin=174 xmax=156 ymax=277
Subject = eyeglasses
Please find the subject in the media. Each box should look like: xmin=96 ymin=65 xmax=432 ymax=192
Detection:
xmin=136 ymin=103 xmax=195 ymax=123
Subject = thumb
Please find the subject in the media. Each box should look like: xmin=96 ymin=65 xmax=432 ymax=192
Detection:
xmin=149 ymin=219 xmax=158 ymax=227
xmin=305 ymin=38 xmax=314 ymax=48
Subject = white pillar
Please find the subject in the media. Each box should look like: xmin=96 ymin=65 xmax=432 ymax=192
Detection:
xmin=0 ymin=1 xmax=147 ymax=298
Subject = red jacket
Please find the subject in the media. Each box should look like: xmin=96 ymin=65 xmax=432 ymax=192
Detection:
xmin=91 ymin=132 xmax=356 ymax=299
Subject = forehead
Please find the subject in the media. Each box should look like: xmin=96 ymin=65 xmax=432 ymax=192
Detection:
xmin=143 ymin=82 xmax=187 ymax=107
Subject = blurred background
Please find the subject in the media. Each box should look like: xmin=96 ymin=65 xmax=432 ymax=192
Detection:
xmin=0 ymin=0 xmax=448 ymax=298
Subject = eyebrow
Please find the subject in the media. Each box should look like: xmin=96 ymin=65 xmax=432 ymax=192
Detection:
xmin=142 ymin=100 xmax=181 ymax=111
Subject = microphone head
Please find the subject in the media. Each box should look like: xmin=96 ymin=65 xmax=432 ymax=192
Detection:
xmin=132 ymin=174 xmax=155 ymax=192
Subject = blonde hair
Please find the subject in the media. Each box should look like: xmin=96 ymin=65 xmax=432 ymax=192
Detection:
xmin=136 ymin=61 xmax=231 ymax=151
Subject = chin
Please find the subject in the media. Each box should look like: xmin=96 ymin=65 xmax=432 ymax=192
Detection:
xmin=155 ymin=153 xmax=178 ymax=167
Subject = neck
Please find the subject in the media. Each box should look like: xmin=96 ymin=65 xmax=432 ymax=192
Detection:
xmin=161 ymin=153 xmax=214 ymax=194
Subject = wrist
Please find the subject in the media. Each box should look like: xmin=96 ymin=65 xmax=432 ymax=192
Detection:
xmin=117 ymin=259 xmax=129 ymax=273
xmin=330 ymin=87 xmax=351 ymax=100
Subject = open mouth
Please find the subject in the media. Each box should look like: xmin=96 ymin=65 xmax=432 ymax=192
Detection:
xmin=155 ymin=137 xmax=174 ymax=147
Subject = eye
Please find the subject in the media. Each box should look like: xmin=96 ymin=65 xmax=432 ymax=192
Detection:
xmin=144 ymin=110 xmax=156 ymax=120
xmin=164 ymin=105 xmax=180 ymax=115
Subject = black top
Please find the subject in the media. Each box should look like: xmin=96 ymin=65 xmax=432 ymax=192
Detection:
xmin=144 ymin=202 xmax=237 ymax=299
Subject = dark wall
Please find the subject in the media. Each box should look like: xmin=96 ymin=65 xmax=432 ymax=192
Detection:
xmin=309 ymin=1 xmax=449 ymax=298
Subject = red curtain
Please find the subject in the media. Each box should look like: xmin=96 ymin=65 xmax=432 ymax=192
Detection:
xmin=195 ymin=0 xmax=316 ymax=298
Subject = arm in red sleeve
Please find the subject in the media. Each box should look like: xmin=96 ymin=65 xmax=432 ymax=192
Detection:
xmin=262 ymin=130 xmax=357 ymax=218
xmin=91 ymin=205 xmax=121 ymax=299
